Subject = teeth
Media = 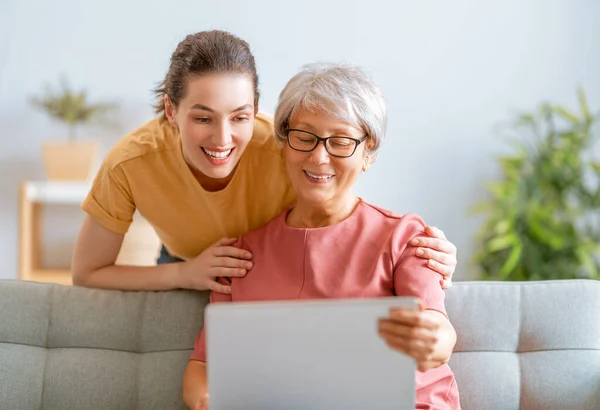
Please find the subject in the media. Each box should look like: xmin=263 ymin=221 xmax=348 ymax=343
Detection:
xmin=203 ymin=148 xmax=232 ymax=159
xmin=305 ymin=171 xmax=333 ymax=180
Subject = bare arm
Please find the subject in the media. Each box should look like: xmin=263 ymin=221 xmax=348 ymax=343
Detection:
xmin=182 ymin=360 xmax=209 ymax=409
xmin=71 ymin=215 xmax=183 ymax=290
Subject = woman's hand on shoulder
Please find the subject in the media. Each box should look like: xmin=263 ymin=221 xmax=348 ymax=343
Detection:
xmin=177 ymin=237 xmax=253 ymax=293
xmin=410 ymin=226 xmax=457 ymax=289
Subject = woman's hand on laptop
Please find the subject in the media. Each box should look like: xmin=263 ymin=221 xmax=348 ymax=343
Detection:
xmin=410 ymin=226 xmax=457 ymax=289
xmin=378 ymin=306 xmax=453 ymax=372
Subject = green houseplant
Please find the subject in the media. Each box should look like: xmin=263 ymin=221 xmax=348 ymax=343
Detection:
xmin=473 ymin=89 xmax=600 ymax=281
xmin=30 ymin=76 xmax=118 ymax=181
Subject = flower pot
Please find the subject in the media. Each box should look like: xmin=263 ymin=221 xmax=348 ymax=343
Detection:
xmin=42 ymin=140 xmax=100 ymax=181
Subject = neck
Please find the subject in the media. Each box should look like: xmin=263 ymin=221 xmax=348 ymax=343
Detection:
xmin=287 ymin=195 xmax=360 ymax=228
xmin=190 ymin=165 xmax=236 ymax=192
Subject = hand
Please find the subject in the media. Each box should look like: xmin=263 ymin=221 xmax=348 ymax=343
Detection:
xmin=411 ymin=226 xmax=457 ymax=289
xmin=378 ymin=307 xmax=447 ymax=372
xmin=194 ymin=393 xmax=209 ymax=410
xmin=177 ymin=237 xmax=253 ymax=293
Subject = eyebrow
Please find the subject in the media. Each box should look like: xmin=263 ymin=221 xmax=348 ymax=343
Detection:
xmin=190 ymin=103 xmax=253 ymax=113
xmin=295 ymin=122 xmax=355 ymax=135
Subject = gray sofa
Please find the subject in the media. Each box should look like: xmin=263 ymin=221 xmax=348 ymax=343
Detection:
xmin=1 ymin=279 xmax=598 ymax=409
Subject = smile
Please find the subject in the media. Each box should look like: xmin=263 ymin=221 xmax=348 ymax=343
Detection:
xmin=304 ymin=170 xmax=334 ymax=181
xmin=201 ymin=147 xmax=233 ymax=159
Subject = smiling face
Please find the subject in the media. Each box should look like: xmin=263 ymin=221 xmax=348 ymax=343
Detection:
xmin=285 ymin=107 xmax=371 ymax=208
xmin=165 ymin=73 xmax=256 ymax=184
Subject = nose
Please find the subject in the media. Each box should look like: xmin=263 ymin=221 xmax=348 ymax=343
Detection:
xmin=308 ymin=141 xmax=331 ymax=165
xmin=212 ymin=120 xmax=233 ymax=147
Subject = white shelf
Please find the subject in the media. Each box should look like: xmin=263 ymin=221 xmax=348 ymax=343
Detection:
xmin=24 ymin=181 xmax=91 ymax=204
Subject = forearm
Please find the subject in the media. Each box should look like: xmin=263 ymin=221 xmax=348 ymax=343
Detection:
xmin=183 ymin=360 xmax=209 ymax=409
xmin=72 ymin=262 xmax=184 ymax=291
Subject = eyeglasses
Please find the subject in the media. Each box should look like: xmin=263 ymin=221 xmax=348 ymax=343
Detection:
xmin=285 ymin=128 xmax=368 ymax=158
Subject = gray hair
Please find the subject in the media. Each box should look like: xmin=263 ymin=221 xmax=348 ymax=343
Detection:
xmin=274 ymin=62 xmax=387 ymax=155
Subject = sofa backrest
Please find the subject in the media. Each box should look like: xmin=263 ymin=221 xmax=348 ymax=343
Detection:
xmin=446 ymin=280 xmax=600 ymax=410
xmin=1 ymin=279 xmax=598 ymax=409
xmin=0 ymin=280 xmax=206 ymax=410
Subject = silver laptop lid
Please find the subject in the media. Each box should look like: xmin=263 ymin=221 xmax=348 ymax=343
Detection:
xmin=206 ymin=297 xmax=418 ymax=410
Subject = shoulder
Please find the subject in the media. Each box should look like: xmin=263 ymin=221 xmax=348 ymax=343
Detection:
xmin=245 ymin=112 xmax=281 ymax=154
xmin=103 ymin=116 xmax=179 ymax=170
xmin=358 ymin=201 xmax=427 ymax=241
xmin=241 ymin=112 xmax=289 ymax=180
xmin=237 ymin=208 xmax=289 ymax=248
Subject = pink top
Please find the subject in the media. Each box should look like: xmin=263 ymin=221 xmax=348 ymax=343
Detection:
xmin=192 ymin=199 xmax=461 ymax=409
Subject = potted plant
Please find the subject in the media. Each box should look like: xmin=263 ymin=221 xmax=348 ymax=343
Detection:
xmin=30 ymin=76 xmax=118 ymax=181
xmin=473 ymin=89 xmax=600 ymax=281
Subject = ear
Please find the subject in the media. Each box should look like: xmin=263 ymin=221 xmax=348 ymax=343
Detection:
xmin=164 ymin=95 xmax=177 ymax=125
xmin=362 ymin=154 xmax=376 ymax=172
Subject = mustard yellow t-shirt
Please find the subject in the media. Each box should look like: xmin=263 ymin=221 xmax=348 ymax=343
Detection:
xmin=81 ymin=112 xmax=297 ymax=260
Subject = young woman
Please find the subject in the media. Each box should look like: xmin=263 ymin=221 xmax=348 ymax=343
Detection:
xmin=72 ymin=30 xmax=458 ymax=294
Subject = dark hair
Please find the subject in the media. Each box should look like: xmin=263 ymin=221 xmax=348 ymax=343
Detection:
xmin=153 ymin=30 xmax=260 ymax=116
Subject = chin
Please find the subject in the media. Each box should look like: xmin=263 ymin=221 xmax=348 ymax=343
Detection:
xmin=298 ymin=191 xmax=334 ymax=206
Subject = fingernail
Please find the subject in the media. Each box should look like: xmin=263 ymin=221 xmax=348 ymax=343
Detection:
xmin=226 ymin=287 xmax=232 ymax=293
xmin=240 ymin=269 xmax=247 ymax=275
xmin=246 ymin=262 xmax=253 ymax=269
xmin=412 ymin=238 xmax=420 ymax=245
xmin=428 ymin=259 xmax=436 ymax=267
xmin=440 ymin=280 xmax=444 ymax=288
xmin=245 ymin=252 xmax=252 ymax=259
xmin=416 ymin=248 xmax=424 ymax=256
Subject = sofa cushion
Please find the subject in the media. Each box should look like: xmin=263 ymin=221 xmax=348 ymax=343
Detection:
xmin=446 ymin=280 xmax=600 ymax=410
xmin=0 ymin=280 xmax=209 ymax=410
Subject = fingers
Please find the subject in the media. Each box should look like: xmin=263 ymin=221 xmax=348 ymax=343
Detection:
xmin=206 ymin=279 xmax=232 ymax=294
xmin=378 ymin=318 xmax=437 ymax=340
xmin=379 ymin=331 xmax=437 ymax=363
xmin=411 ymin=236 xmax=455 ymax=254
xmin=416 ymin=248 xmax=454 ymax=267
xmin=213 ymin=237 xmax=238 ymax=247
xmin=385 ymin=309 xmax=441 ymax=330
xmin=213 ymin=245 xmax=252 ymax=260
xmin=212 ymin=256 xmax=253 ymax=271
xmin=425 ymin=225 xmax=446 ymax=239
xmin=211 ymin=267 xmax=248 ymax=278
xmin=427 ymin=259 xmax=455 ymax=280
xmin=440 ymin=279 xmax=453 ymax=289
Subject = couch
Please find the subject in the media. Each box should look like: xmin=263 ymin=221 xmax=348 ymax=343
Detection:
xmin=1 ymin=279 xmax=598 ymax=409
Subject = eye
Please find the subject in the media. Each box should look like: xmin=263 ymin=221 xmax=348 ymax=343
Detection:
xmin=329 ymin=138 xmax=353 ymax=147
xmin=233 ymin=115 xmax=250 ymax=123
xmin=194 ymin=117 xmax=210 ymax=124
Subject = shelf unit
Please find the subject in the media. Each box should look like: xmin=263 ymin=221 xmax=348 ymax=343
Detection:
xmin=18 ymin=181 xmax=93 ymax=285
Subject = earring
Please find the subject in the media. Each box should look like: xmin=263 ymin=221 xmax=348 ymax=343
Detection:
xmin=362 ymin=157 xmax=370 ymax=172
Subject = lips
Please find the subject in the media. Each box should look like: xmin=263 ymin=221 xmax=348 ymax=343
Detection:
xmin=303 ymin=170 xmax=335 ymax=182
xmin=201 ymin=147 xmax=235 ymax=165
xmin=201 ymin=147 xmax=233 ymax=159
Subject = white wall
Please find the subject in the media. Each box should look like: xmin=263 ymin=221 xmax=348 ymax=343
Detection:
xmin=1 ymin=0 xmax=599 ymax=280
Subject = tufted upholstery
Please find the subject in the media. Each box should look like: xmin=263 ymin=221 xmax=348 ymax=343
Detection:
xmin=0 ymin=279 xmax=598 ymax=409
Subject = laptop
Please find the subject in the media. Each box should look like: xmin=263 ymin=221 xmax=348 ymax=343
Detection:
xmin=205 ymin=297 xmax=419 ymax=410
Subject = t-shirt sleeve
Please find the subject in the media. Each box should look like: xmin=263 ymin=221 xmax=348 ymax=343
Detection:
xmin=392 ymin=214 xmax=447 ymax=318
xmin=81 ymin=159 xmax=136 ymax=234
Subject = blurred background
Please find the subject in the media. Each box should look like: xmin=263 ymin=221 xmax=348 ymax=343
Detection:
xmin=0 ymin=0 xmax=598 ymax=283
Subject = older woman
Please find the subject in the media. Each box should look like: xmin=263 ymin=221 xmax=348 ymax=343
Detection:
xmin=183 ymin=62 xmax=461 ymax=410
